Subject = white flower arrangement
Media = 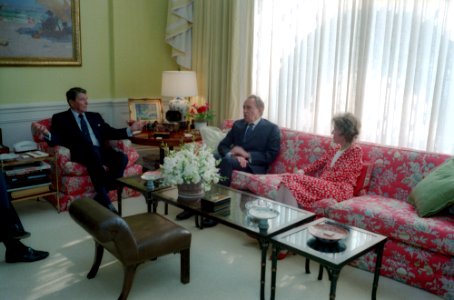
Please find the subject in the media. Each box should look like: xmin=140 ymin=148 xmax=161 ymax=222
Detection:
xmin=161 ymin=143 xmax=220 ymax=191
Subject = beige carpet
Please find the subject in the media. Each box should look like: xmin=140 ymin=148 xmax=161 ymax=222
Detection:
xmin=0 ymin=196 xmax=442 ymax=300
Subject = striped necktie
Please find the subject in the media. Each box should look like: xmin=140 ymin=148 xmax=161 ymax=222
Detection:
xmin=243 ymin=123 xmax=254 ymax=142
xmin=79 ymin=114 xmax=92 ymax=144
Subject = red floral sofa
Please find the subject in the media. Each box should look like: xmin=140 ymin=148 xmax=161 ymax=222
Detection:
xmin=32 ymin=118 xmax=142 ymax=211
xmin=230 ymin=127 xmax=453 ymax=299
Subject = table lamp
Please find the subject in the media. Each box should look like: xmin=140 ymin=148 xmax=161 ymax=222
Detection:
xmin=161 ymin=71 xmax=198 ymax=123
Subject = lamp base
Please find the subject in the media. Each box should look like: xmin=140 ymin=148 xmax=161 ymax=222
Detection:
xmin=168 ymin=97 xmax=189 ymax=122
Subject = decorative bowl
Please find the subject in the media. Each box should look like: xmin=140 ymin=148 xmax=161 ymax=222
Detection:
xmin=308 ymin=222 xmax=349 ymax=243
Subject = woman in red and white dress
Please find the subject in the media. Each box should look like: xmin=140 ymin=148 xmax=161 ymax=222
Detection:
xmin=277 ymin=112 xmax=363 ymax=210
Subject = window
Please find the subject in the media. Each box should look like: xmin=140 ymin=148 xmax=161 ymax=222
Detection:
xmin=253 ymin=0 xmax=454 ymax=153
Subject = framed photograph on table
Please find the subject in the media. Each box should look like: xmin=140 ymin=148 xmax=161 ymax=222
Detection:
xmin=128 ymin=98 xmax=163 ymax=123
xmin=0 ymin=0 xmax=81 ymax=66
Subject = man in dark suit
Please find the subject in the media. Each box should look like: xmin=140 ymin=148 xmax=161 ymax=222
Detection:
xmin=32 ymin=87 xmax=145 ymax=212
xmin=0 ymin=172 xmax=49 ymax=263
xmin=176 ymin=95 xmax=281 ymax=224
xmin=217 ymin=95 xmax=281 ymax=186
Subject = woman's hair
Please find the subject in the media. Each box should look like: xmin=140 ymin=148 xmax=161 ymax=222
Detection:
xmin=332 ymin=112 xmax=361 ymax=143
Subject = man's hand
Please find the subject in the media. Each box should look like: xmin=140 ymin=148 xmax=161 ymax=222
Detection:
xmin=129 ymin=120 xmax=147 ymax=132
xmin=236 ymin=156 xmax=249 ymax=168
xmin=31 ymin=122 xmax=50 ymax=140
xmin=230 ymin=146 xmax=249 ymax=159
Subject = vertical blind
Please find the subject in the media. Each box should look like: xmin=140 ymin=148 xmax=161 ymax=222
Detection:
xmin=252 ymin=0 xmax=454 ymax=154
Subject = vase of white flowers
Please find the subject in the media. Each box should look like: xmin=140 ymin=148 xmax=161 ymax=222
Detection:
xmin=161 ymin=143 xmax=220 ymax=200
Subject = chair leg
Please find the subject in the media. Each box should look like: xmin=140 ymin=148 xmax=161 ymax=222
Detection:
xmin=180 ymin=248 xmax=190 ymax=284
xmin=87 ymin=243 xmax=104 ymax=279
xmin=118 ymin=264 xmax=139 ymax=300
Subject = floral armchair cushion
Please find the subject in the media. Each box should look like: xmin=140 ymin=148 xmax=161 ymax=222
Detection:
xmin=30 ymin=118 xmax=142 ymax=211
xmin=32 ymin=118 xmax=140 ymax=176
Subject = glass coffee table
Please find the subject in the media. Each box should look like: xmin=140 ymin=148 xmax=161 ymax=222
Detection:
xmin=151 ymin=184 xmax=316 ymax=300
xmin=116 ymin=174 xmax=171 ymax=216
xmin=270 ymin=217 xmax=387 ymax=300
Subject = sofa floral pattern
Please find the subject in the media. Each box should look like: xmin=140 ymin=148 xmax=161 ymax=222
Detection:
xmin=32 ymin=118 xmax=142 ymax=211
xmin=229 ymin=126 xmax=453 ymax=299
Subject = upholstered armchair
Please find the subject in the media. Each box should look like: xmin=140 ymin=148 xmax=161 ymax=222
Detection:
xmin=31 ymin=118 xmax=142 ymax=211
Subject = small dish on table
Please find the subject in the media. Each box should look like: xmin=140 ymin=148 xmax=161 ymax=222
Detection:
xmin=141 ymin=170 xmax=161 ymax=189
xmin=308 ymin=222 xmax=349 ymax=243
xmin=246 ymin=199 xmax=279 ymax=231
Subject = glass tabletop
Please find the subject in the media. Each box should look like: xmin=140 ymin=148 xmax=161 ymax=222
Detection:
xmin=151 ymin=184 xmax=315 ymax=237
xmin=272 ymin=217 xmax=387 ymax=265
xmin=116 ymin=175 xmax=171 ymax=193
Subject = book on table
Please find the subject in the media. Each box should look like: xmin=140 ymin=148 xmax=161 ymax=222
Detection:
xmin=201 ymin=193 xmax=231 ymax=212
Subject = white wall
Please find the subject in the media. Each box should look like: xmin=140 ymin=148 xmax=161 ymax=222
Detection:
xmin=0 ymin=99 xmax=130 ymax=149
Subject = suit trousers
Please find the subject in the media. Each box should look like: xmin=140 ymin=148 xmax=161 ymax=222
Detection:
xmin=218 ymin=155 xmax=252 ymax=186
xmin=0 ymin=173 xmax=26 ymax=242
xmin=74 ymin=146 xmax=128 ymax=207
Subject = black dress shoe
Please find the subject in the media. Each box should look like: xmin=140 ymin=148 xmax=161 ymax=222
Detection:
xmin=176 ymin=210 xmax=194 ymax=220
xmin=202 ymin=218 xmax=218 ymax=228
xmin=5 ymin=247 xmax=49 ymax=263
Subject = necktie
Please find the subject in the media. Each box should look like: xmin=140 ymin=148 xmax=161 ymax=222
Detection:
xmin=243 ymin=123 xmax=254 ymax=142
xmin=79 ymin=113 xmax=92 ymax=144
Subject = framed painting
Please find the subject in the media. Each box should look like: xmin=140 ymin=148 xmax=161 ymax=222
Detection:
xmin=128 ymin=98 xmax=163 ymax=123
xmin=0 ymin=0 xmax=81 ymax=66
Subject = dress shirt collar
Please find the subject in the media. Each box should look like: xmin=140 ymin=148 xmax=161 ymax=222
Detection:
xmin=71 ymin=109 xmax=85 ymax=120
xmin=248 ymin=118 xmax=261 ymax=127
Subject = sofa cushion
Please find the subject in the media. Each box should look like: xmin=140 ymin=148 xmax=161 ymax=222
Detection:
xmin=326 ymin=195 xmax=454 ymax=256
xmin=359 ymin=141 xmax=451 ymax=201
xmin=199 ymin=126 xmax=226 ymax=155
xmin=231 ymin=171 xmax=282 ymax=200
xmin=408 ymin=158 xmax=454 ymax=217
xmin=353 ymin=161 xmax=374 ymax=196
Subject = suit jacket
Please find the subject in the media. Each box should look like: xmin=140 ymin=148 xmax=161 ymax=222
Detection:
xmin=48 ymin=109 xmax=128 ymax=163
xmin=218 ymin=118 xmax=280 ymax=174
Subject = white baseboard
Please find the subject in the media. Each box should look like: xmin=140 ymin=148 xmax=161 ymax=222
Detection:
xmin=0 ymin=98 xmax=130 ymax=149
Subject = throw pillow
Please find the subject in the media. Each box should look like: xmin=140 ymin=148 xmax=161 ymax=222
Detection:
xmin=353 ymin=162 xmax=374 ymax=196
xmin=408 ymin=158 xmax=454 ymax=217
xmin=198 ymin=126 xmax=227 ymax=155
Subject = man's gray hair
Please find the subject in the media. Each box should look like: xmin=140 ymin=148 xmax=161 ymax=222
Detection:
xmin=247 ymin=95 xmax=265 ymax=114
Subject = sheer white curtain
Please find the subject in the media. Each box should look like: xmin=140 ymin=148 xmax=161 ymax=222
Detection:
xmin=252 ymin=0 xmax=454 ymax=154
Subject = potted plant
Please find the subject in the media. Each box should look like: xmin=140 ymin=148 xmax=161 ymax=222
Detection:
xmin=161 ymin=143 xmax=220 ymax=200
xmin=188 ymin=103 xmax=215 ymax=129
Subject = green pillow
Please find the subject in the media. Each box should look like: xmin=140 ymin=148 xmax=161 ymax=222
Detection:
xmin=409 ymin=158 xmax=454 ymax=217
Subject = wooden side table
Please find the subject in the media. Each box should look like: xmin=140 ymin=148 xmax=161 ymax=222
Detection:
xmin=130 ymin=130 xmax=202 ymax=164
xmin=270 ymin=218 xmax=387 ymax=300
xmin=1 ymin=152 xmax=60 ymax=211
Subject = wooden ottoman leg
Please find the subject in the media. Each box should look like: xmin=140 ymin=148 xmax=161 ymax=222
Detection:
xmin=119 ymin=264 xmax=138 ymax=300
xmin=87 ymin=243 xmax=104 ymax=279
xmin=181 ymin=248 xmax=190 ymax=284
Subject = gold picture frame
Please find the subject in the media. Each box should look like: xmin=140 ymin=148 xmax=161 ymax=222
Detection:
xmin=0 ymin=0 xmax=81 ymax=66
xmin=128 ymin=98 xmax=163 ymax=123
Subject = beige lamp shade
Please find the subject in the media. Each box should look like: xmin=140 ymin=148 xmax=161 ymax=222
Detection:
xmin=161 ymin=71 xmax=198 ymax=97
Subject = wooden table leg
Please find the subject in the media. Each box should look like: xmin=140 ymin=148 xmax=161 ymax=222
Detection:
xmin=116 ymin=185 xmax=123 ymax=216
xmin=259 ymin=238 xmax=269 ymax=300
xmin=372 ymin=243 xmax=385 ymax=300
xmin=270 ymin=245 xmax=278 ymax=300
xmin=328 ymin=268 xmax=341 ymax=300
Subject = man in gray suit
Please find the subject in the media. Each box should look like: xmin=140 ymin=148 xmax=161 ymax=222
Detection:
xmin=217 ymin=95 xmax=281 ymax=186
xmin=176 ymin=95 xmax=280 ymax=224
